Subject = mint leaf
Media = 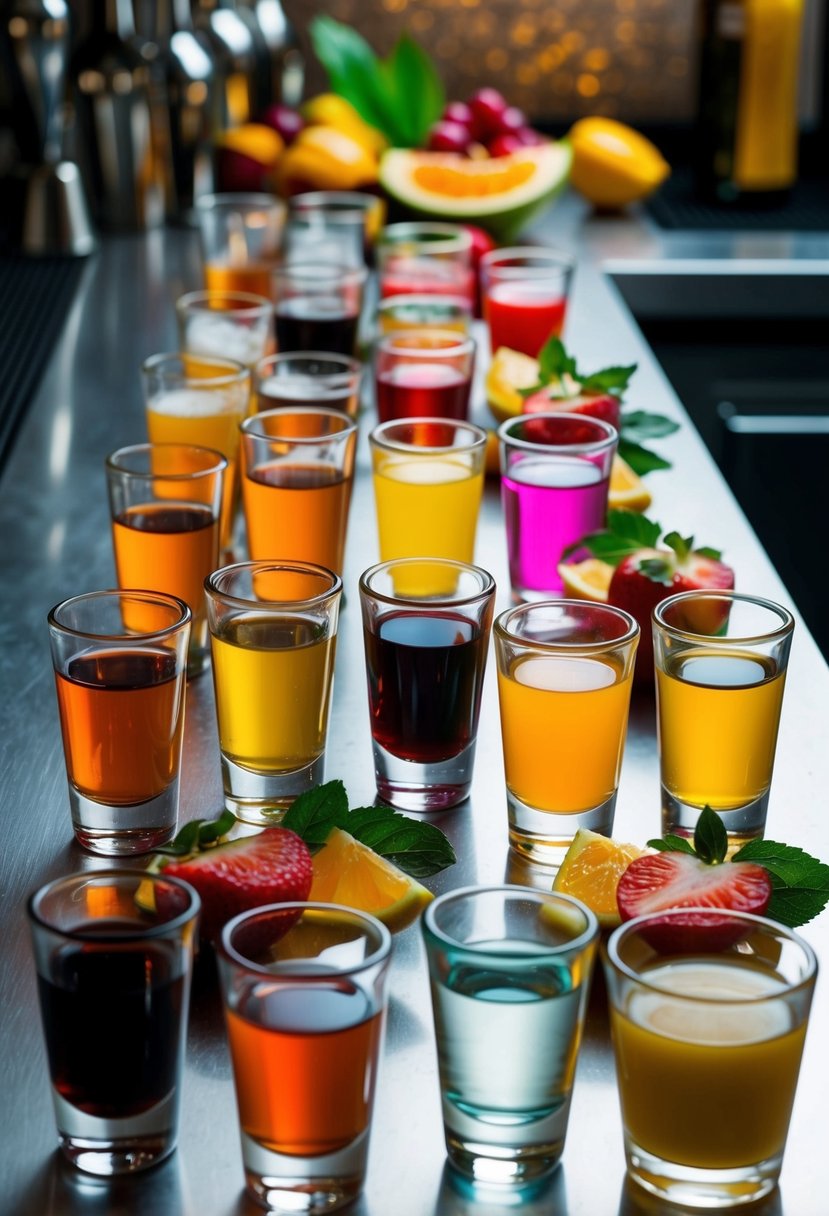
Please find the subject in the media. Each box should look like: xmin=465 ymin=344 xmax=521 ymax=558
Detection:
xmin=663 ymin=532 xmax=693 ymax=563
xmin=198 ymin=810 xmax=236 ymax=847
xmin=732 ymin=840 xmax=829 ymax=927
xmin=310 ymin=18 xmax=393 ymax=137
xmin=537 ymin=337 xmax=577 ymax=385
xmin=693 ymin=806 xmax=728 ymax=865
xmin=575 ymin=509 xmax=662 ymax=565
xmin=346 ymin=806 xmax=455 ymax=877
xmin=620 ymin=411 xmax=679 ymax=442
xmin=647 ymin=835 xmax=697 ymax=856
xmin=695 ymin=546 xmax=723 ymax=560
xmin=581 ymin=364 xmax=637 ymax=395
xmin=638 ymin=557 xmax=674 ymax=585
xmin=617 ymin=438 xmax=672 ymax=475
xmin=381 ymin=34 xmax=444 ymax=147
xmin=154 ymin=818 xmax=203 ymax=857
xmin=282 ymin=779 xmax=348 ymax=848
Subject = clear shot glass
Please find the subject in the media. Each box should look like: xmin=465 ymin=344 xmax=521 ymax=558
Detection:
xmin=480 ymin=245 xmax=575 ymax=357
xmin=28 ymin=869 xmax=200 ymax=1175
xmin=653 ymin=589 xmax=794 ymax=847
xmin=48 ymin=590 xmax=191 ymax=854
xmin=205 ymin=561 xmax=342 ymax=823
xmin=494 ymin=600 xmax=639 ymax=863
xmin=359 ymin=559 xmax=495 ymax=812
xmin=605 ymin=909 xmax=816 ymax=1209
xmin=499 ymin=413 xmax=617 ymax=602
xmin=196 ymin=192 xmax=286 ymax=300
xmin=218 ymin=902 xmax=391 ymax=1213
xmin=377 ymin=222 xmax=475 ymax=310
xmin=106 ymin=443 xmax=226 ymax=678
xmin=422 ymin=886 xmax=598 ymax=1186
xmin=290 ymin=190 xmax=386 ymax=264
xmin=175 ymin=289 xmax=273 ymax=372
xmin=255 ymin=352 xmax=362 ymax=419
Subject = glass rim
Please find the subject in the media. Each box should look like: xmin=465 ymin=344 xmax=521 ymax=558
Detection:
xmin=378 ymin=221 xmax=472 ymax=255
xmin=480 ymin=244 xmax=576 ymax=278
xmin=28 ymin=869 xmax=200 ymax=943
xmin=376 ymin=328 xmax=476 ymax=358
xmin=653 ymin=589 xmax=795 ymax=644
xmin=205 ymin=560 xmax=343 ymax=610
xmin=240 ymin=405 xmax=358 ymax=440
xmin=494 ymin=599 xmax=640 ymax=652
xmin=48 ymin=588 xmax=192 ymax=641
xmin=377 ymin=293 xmax=473 ymax=316
xmin=271 ymin=261 xmax=368 ymax=289
xmin=606 ymin=908 xmax=818 ymax=1000
xmin=195 ymin=191 xmax=286 ymax=213
xmin=359 ymin=558 xmax=496 ymax=607
xmin=141 ymin=350 xmax=250 ymax=388
xmin=422 ymin=884 xmax=599 ymax=954
xmin=175 ymin=288 xmax=273 ymax=318
xmin=219 ymin=901 xmax=392 ymax=975
xmin=255 ymin=351 xmax=362 ymax=380
xmin=290 ymin=190 xmax=382 ymax=217
xmin=105 ymin=442 xmax=228 ymax=478
xmin=498 ymin=412 xmax=618 ymax=454
xmin=370 ymin=416 xmax=487 ymax=454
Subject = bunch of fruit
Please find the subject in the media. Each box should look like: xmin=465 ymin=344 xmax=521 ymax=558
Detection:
xmin=427 ymin=87 xmax=546 ymax=158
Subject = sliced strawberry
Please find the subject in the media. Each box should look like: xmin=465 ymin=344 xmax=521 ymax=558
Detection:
xmin=523 ymin=387 xmax=622 ymax=432
xmin=616 ymin=852 xmax=772 ymax=952
xmin=163 ymin=827 xmax=313 ymax=944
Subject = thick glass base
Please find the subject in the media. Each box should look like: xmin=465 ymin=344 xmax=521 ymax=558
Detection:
xmin=373 ymin=739 xmax=475 ymax=812
xmin=53 ymin=1088 xmax=178 ymax=1176
xmin=69 ymin=782 xmax=178 ymax=856
xmin=443 ymin=1096 xmax=568 ymax=1187
xmin=241 ymin=1129 xmax=366 ymax=1214
xmin=222 ymin=754 xmax=325 ymax=826
xmin=507 ymin=791 xmax=616 ymax=866
xmin=625 ymin=1136 xmax=782 ymax=1209
xmin=661 ymin=787 xmax=769 ymax=850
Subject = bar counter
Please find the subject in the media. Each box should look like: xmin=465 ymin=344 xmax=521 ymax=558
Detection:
xmin=2 ymin=203 xmax=828 ymax=1215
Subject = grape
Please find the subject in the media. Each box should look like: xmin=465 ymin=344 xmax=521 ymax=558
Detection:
xmin=468 ymin=88 xmax=509 ymax=139
xmin=427 ymin=121 xmax=472 ymax=154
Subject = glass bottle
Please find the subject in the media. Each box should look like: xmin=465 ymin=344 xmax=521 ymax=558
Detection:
xmin=236 ymin=0 xmax=304 ymax=110
xmin=191 ymin=0 xmax=258 ymax=130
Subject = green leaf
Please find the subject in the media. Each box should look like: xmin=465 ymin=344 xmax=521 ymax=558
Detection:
xmin=733 ymin=840 xmax=829 ymax=926
xmin=537 ymin=337 xmax=577 ymax=385
xmin=647 ymin=835 xmax=698 ymax=856
xmin=581 ymin=364 xmax=637 ymax=396
xmin=197 ymin=810 xmax=236 ymax=847
xmin=638 ymin=557 xmax=674 ymax=585
xmin=693 ymin=806 xmax=728 ymax=865
xmin=282 ymin=779 xmax=348 ymax=848
xmin=766 ymin=886 xmax=829 ymax=929
xmin=617 ymin=438 xmax=672 ymax=475
xmin=381 ymin=34 xmax=445 ymax=148
xmin=663 ymin=531 xmax=693 ymax=563
xmin=310 ymin=17 xmax=398 ymax=141
xmin=154 ymin=818 xmax=203 ymax=857
xmin=620 ymin=411 xmax=679 ymax=442
xmin=575 ymin=509 xmax=662 ymax=566
xmin=346 ymin=806 xmax=456 ymax=877
xmin=695 ymin=546 xmax=723 ymax=560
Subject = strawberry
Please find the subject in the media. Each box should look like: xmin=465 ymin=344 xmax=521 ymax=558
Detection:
xmin=162 ymin=827 xmax=313 ymax=944
xmin=523 ymin=386 xmax=622 ymax=431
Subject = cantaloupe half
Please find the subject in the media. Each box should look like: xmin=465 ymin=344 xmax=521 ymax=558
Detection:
xmin=379 ymin=143 xmax=572 ymax=241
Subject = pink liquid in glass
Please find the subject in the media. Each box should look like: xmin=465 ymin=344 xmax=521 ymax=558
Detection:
xmin=376 ymin=364 xmax=471 ymax=423
xmin=485 ymin=283 xmax=567 ymax=357
xmin=502 ymin=456 xmax=609 ymax=598
xmin=380 ymin=262 xmax=476 ymax=311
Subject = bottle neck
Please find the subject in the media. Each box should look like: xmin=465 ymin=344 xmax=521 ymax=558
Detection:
xmin=90 ymin=0 xmax=137 ymax=37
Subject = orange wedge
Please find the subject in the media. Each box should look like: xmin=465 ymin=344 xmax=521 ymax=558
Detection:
xmin=558 ymin=558 xmax=614 ymax=602
xmin=484 ymin=428 xmax=500 ymax=476
xmin=309 ymin=828 xmax=433 ymax=932
xmin=609 ymin=454 xmax=651 ymax=512
xmin=485 ymin=347 xmax=540 ymax=423
xmin=552 ymin=828 xmax=645 ymax=929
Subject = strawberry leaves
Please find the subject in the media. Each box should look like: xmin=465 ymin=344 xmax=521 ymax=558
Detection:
xmin=566 ymin=508 xmax=661 ymax=564
xmin=649 ymin=806 xmax=829 ymax=928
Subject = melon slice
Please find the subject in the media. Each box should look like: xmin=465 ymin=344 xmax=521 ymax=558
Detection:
xmin=379 ymin=143 xmax=572 ymax=241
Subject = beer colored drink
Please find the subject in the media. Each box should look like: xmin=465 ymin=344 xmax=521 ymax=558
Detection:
xmin=242 ymin=463 xmax=351 ymax=574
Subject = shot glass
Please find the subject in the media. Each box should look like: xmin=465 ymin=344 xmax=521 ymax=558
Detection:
xmin=141 ymin=352 xmax=251 ymax=553
xmin=28 ymin=869 xmax=200 ymax=1176
xmin=176 ymin=289 xmax=273 ymax=372
xmin=218 ymin=902 xmax=391 ymax=1213
xmin=291 ymin=190 xmax=386 ymax=263
xmin=48 ymin=590 xmax=191 ymax=854
xmin=370 ymin=418 xmax=487 ymax=567
xmin=106 ymin=443 xmax=226 ymax=678
xmin=359 ymin=559 xmax=495 ymax=811
xmin=422 ymin=886 xmax=598 ymax=1186
xmin=374 ymin=330 xmax=476 ymax=424
xmin=481 ymin=246 xmax=575 ymax=357
xmin=605 ymin=909 xmax=817 ymax=1209
xmin=240 ymin=407 xmax=357 ymax=574
xmin=196 ymin=192 xmax=286 ymax=299
xmin=494 ymin=600 xmax=639 ymax=863
xmin=255 ymin=352 xmax=362 ymax=419
xmin=205 ymin=561 xmax=342 ymax=821
xmin=376 ymin=294 xmax=473 ymax=337
xmin=271 ymin=262 xmax=367 ymax=358
xmin=377 ymin=222 xmax=476 ymax=310
xmin=499 ymin=413 xmax=617 ymax=602
xmin=653 ymin=590 xmax=794 ymax=845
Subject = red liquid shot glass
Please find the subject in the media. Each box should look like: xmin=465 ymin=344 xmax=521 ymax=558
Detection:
xmin=374 ymin=330 xmax=476 ymax=424
xmin=481 ymin=246 xmax=575 ymax=358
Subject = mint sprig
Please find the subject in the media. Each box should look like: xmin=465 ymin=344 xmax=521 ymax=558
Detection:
xmin=571 ymin=510 xmax=723 ymax=579
xmin=648 ymin=806 xmax=829 ymax=928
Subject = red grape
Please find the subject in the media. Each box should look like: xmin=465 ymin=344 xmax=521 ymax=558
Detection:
xmin=468 ymin=88 xmax=509 ymax=139
xmin=427 ymin=120 xmax=472 ymax=154
xmin=496 ymin=106 xmax=527 ymax=136
xmin=488 ymin=133 xmax=525 ymax=157
xmin=443 ymin=101 xmax=474 ymax=130
xmin=259 ymin=104 xmax=304 ymax=145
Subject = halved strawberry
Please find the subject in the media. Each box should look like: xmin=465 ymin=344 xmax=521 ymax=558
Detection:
xmin=522 ymin=387 xmax=622 ymax=432
xmin=163 ymin=827 xmax=313 ymax=944
xmin=616 ymin=852 xmax=772 ymax=952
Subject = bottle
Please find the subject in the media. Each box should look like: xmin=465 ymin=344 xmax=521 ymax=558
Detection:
xmin=696 ymin=0 xmax=805 ymax=203
xmin=236 ymin=0 xmax=304 ymax=111
xmin=69 ymin=0 xmax=163 ymax=229
xmin=191 ymin=0 xmax=258 ymax=130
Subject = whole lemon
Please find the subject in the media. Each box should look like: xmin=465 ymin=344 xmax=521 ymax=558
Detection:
xmin=568 ymin=117 xmax=669 ymax=209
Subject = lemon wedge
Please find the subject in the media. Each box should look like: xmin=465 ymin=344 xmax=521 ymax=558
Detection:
xmin=485 ymin=346 xmax=540 ymax=423
xmin=552 ymin=828 xmax=645 ymax=929
xmin=568 ymin=117 xmax=669 ymax=210
xmin=309 ymin=828 xmax=433 ymax=932
xmin=558 ymin=558 xmax=614 ymax=603
xmin=609 ymin=454 xmax=652 ymax=512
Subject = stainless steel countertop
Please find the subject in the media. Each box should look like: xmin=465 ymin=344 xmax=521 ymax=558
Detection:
xmin=2 ymin=202 xmax=828 ymax=1216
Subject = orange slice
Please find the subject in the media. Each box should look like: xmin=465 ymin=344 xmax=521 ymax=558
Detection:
xmin=485 ymin=347 xmax=540 ymax=423
xmin=609 ymin=454 xmax=651 ymax=512
xmin=309 ymin=828 xmax=433 ymax=932
xmin=552 ymin=828 xmax=645 ymax=929
xmin=558 ymin=558 xmax=614 ymax=602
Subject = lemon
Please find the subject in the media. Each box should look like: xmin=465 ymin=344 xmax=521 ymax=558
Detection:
xmin=485 ymin=346 xmax=540 ymax=423
xmin=309 ymin=828 xmax=433 ymax=932
xmin=301 ymin=93 xmax=388 ymax=156
xmin=558 ymin=558 xmax=614 ymax=602
xmin=552 ymin=828 xmax=645 ymax=929
xmin=216 ymin=123 xmax=284 ymax=167
xmin=568 ymin=117 xmax=669 ymax=210
xmin=609 ymin=454 xmax=652 ymax=512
